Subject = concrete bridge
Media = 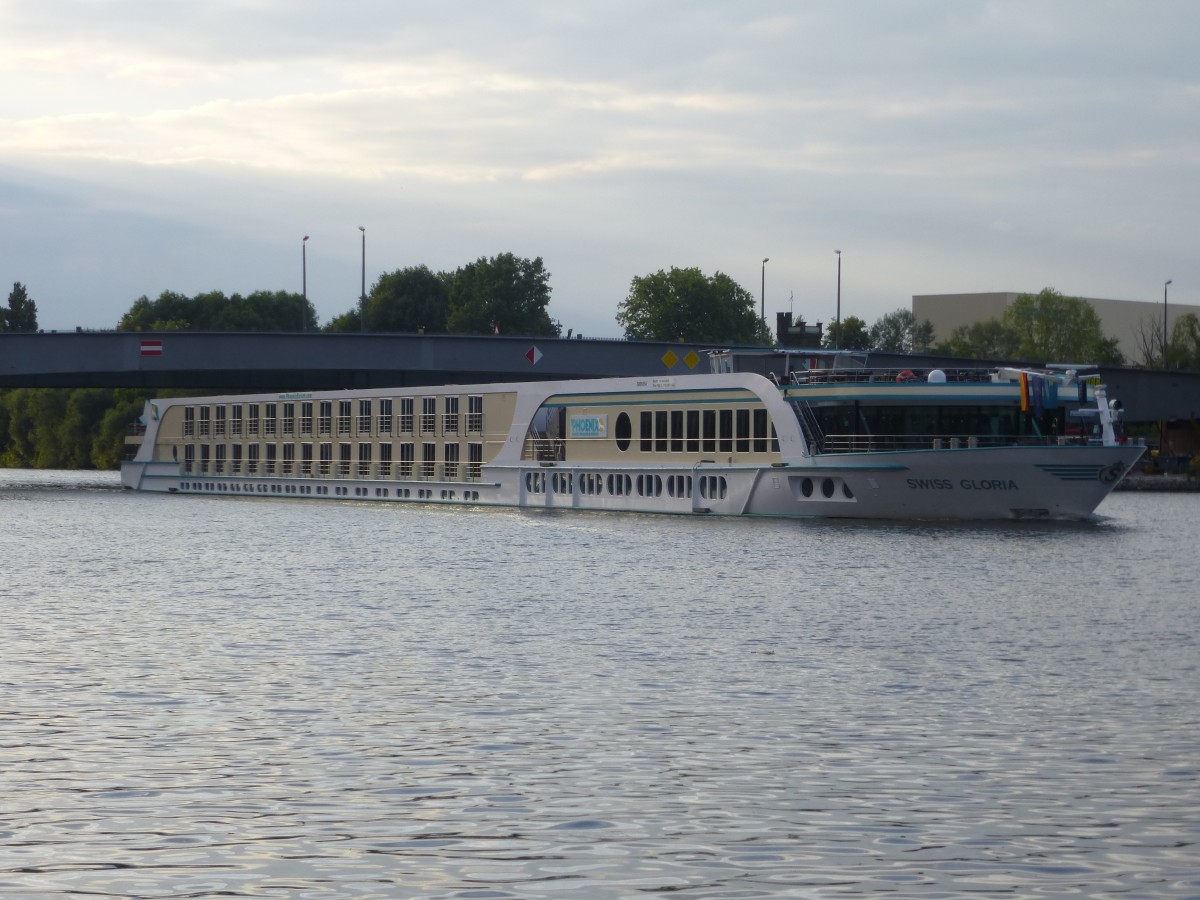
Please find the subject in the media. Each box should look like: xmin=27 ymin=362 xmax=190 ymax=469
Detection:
xmin=1 ymin=331 xmax=1197 ymax=424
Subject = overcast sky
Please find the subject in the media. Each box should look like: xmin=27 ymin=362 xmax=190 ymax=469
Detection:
xmin=2 ymin=1 xmax=1197 ymax=337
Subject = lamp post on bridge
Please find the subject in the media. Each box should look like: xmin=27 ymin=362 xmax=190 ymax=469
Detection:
xmin=834 ymin=249 xmax=842 ymax=349
xmin=359 ymin=226 xmax=366 ymax=333
xmin=302 ymin=235 xmax=309 ymax=331
xmin=760 ymin=257 xmax=769 ymax=343
xmin=1163 ymin=279 xmax=1173 ymax=369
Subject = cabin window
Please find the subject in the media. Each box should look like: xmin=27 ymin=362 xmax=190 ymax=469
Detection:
xmin=198 ymin=407 xmax=211 ymax=437
xmin=214 ymin=406 xmax=226 ymax=436
xmin=615 ymin=413 xmax=632 ymax=452
xmin=444 ymin=443 xmax=460 ymax=480
xmin=300 ymin=443 xmax=312 ymax=476
xmin=378 ymin=443 xmax=393 ymax=477
xmin=443 ymin=396 xmax=459 ymax=434
xmin=231 ymin=444 xmax=242 ymax=474
xmin=399 ymin=398 xmax=414 ymax=434
xmin=247 ymin=444 xmax=260 ymax=475
xmin=282 ymin=403 xmax=295 ymax=436
xmin=735 ymin=409 xmax=751 ymax=452
xmin=378 ymin=399 xmax=393 ymax=434
xmin=467 ymin=443 xmax=483 ymax=480
xmin=640 ymin=411 xmax=652 ymax=451
xmin=338 ymin=401 xmax=352 ymax=436
xmin=265 ymin=444 xmax=277 ymax=475
xmin=231 ymin=405 xmax=243 ymax=436
xmin=358 ymin=442 xmax=372 ymax=477
xmin=319 ymin=442 xmax=332 ymax=476
xmin=358 ymin=399 xmax=372 ymax=435
xmin=214 ymin=444 xmax=226 ymax=474
xmin=263 ymin=403 xmax=277 ymax=436
xmin=282 ymin=444 xmax=295 ymax=475
xmin=183 ymin=444 xmax=195 ymax=472
xmin=247 ymin=405 xmax=260 ymax=436
xmin=183 ymin=407 xmax=195 ymax=437
xmin=718 ymin=410 xmax=733 ymax=453
xmin=702 ymin=410 xmax=716 ymax=452
xmin=753 ymin=409 xmax=770 ymax=453
xmin=421 ymin=398 xmax=437 ymax=434
xmin=467 ymin=396 xmax=483 ymax=433
xmin=421 ymin=442 xmax=436 ymax=478
xmin=399 ymin=442 xmax=414 ymax=477
xmin=338 ymin=443 xmax=352 ymax=476
xmin=654 ymin=411 xmax=668 ymax=452
xmin=686 ymin=410 xmax=700 ymax=453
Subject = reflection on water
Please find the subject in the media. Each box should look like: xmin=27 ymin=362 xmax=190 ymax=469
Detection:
xmin=1 ymin=471 xmax=1198 ymax=898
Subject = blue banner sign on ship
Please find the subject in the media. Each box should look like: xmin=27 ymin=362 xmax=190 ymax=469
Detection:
xmin=569 ymin=415 xmax=608 ymax=439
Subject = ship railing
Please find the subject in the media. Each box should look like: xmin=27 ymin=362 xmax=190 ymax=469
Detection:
xmin=789 ymin=368 xmax=998 ymax=386
xmin=820 ymin=433 xmax=1075 ymax=453
xmin=181 ymin=460 xmax=489 ymax=483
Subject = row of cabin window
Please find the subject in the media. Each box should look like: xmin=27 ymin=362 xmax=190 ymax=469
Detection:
xmin=526 ymin=471 xmax=728 ymax=500
xmin=634 ymin=408 xmax=777 ymax=454
xmin=180 ymin=396 xmax=485 ymax=439
xmin=183 ymin=441 xmax=485 ymax=480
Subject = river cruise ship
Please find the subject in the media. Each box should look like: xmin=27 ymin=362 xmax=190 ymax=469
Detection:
xmin=121 ymin=352 xmax=1144 ymax=520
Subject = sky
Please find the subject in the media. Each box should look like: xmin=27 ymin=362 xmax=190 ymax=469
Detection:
xmin=1 ymin=1 xmax=1197 ymax=338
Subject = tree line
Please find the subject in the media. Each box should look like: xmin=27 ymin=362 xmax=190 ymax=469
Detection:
xmin=3 ymin=270 xmax=1199 ymax=470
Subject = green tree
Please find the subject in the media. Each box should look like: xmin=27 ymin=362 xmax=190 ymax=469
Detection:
xmin=4 ymin=282 xmax=39 ymax=332
xmin=365 ymin=265 xmax=450 ymax=332
xmin=1002 ymin=288 xmax=1124 ymax=364
xmin=823 ymin=315 xmax=871 ymax=350
xmin=617 ymin=267 xmax=763 ymax=343
xmin=934 ymin=319 xmax=1021 ymax=359
xmin=117 ymin=289 xmax=314 ymax=331
xmin=869 ymin=308 xmax=935 ymax=353
xmin=1168 ymin=312 xmax=1200 ymax=370
xmin=445 ymin=253 xmax=558 ymax=336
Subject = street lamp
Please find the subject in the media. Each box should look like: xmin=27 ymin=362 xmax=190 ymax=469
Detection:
xmin=1163 ymin=279 xmax=1173 ymax=369
xmin=834 ymin=250 xmax=842 ymax=349
xmin=760 ymin=257 xmax=769 ymax=343
xmin=359 ymin=226 xmax=366 ymax=333
xmin=301 ymin=235 xmax=309 ymax=331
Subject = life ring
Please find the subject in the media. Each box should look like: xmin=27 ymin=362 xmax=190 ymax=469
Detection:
xmin=896 ymin=370 xmax=917 ymax=383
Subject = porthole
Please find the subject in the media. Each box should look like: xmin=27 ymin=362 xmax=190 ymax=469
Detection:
xmin=615 ymin=412 xmax=632 ymax=452
xmin=801 ymin=477 xmax=813 ymax=498
xmin=842 ymin=483 xmax=854 ymax=499
xmin=822 ymin=478 xmax=835 ymax=498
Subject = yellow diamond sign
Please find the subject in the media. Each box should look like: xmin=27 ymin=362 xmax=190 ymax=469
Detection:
xmin=661 ymin=350 xmax=679 ymax=368
xmin=684 ymin=351 xmax=700 ymax=369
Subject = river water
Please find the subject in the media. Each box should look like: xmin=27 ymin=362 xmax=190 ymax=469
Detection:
xmin=0 ymin=469 xmax=1197 ymax=899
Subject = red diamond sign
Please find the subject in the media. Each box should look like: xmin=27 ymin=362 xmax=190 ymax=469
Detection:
xmin=526 ymin=345 xmax=543 ymax=365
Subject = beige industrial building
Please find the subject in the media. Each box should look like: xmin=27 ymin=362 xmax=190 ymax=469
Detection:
xmin=912 ymin=291 xmax=1197 ymax=362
